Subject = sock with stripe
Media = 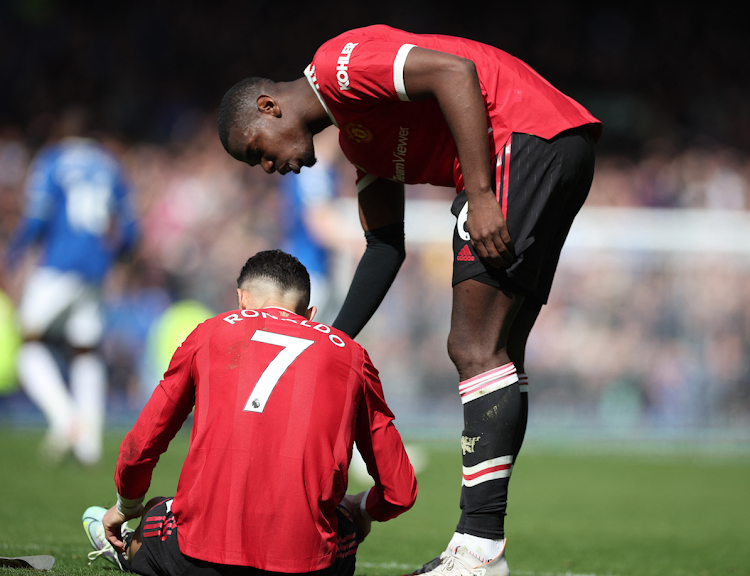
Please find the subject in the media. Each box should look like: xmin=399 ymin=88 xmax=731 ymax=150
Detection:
xmin=446 ymin=531 xmax=463 ymax=553
xmin=455 ymin=362 xmax=521 ymax=541
xmin=461 ymin=533 xmax=506 ymax=564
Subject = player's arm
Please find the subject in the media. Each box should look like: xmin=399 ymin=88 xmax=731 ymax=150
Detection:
xmin=4 ymin=216 xmax=46 ymax=271
xmin=354 ymin=350 xmax=418 ymax=523
xmin=5 ymin=158 xmax=54 ymax=270
xmin=113 ymin=174 xmax=139 ymax=258
xmin=114 ymin=328 xmax=198 ymax=515
xmin=403 ymin=47 xmax=514 ymax=268
xmin=332 ymin=178 xmax=405 ymax=338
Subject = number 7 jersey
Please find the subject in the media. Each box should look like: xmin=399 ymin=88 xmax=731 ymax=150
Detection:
xmin=115 ymin=307 xmax=417 ymax=572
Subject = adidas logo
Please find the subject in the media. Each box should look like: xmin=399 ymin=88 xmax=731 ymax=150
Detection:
xmin=457 ymin=244 xmax=474 ymax=261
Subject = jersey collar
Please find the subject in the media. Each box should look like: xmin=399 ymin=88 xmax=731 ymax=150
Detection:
xmin=304 ymin=64 xmax=338 ymax=128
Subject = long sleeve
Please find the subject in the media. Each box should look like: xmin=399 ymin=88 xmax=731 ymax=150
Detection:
xmin=354 ymin=350 xmax=417 ymax=521
xmin=5 ymin=153 xmax=54 ymax=269
xmin=113 ymin=172 xmax=139 ymax=256
xmin=332 ymin=222 xmax=405 ymax=339
xmin=115 ymin=327 xmax=198 ymax=499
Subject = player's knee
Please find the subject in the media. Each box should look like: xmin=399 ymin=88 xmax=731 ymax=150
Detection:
xmin=142 ymin=496 xmax=167 ymax=516
xmin=447 ymin=329 xmax=508 ymax=378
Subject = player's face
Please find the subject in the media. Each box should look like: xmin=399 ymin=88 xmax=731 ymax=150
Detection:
xmin=227 ymin=120 xmax=316 ymax=175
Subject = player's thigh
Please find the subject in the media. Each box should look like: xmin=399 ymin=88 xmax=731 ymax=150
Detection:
xmin=65 ymin=287 xmax=103 ymax=348
xmin=448 ymin=278 xmax=524 ymax=379
xmin=17 ymin=267 xmax=82 ymax=338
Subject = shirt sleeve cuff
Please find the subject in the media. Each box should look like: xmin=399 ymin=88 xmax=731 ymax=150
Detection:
xmin=116 ymin=493 xmax=145 ymax=517
xmin=360 ymin=487 xmax=374 ymax=521
xmin=393 ymin=44 xmax=416 ymax=101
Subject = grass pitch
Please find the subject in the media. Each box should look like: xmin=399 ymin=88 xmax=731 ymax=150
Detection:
xmin=0 ymin=428 xmax=748 ymax=576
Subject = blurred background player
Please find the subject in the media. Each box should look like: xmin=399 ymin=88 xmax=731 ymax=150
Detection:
xmin=82 ymin=249 xmax=417 ymax=576
xmin=5 ymin=107 xmax=139 ymax=465
xmin=279 ymin=126 xmax=342 ymax=323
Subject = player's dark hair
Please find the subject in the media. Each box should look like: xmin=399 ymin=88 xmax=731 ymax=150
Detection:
xmin=218 ymin=77 xmax=272 ymax=151
xmin=237 ymin=250 xmax=310 ymax=307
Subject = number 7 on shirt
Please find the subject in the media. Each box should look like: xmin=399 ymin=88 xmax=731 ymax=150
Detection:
xmin=244 ymin=330 xmax=315 ymax=413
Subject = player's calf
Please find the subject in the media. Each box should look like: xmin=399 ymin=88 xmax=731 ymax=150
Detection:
xmin=457 ymin=364 xmax=522 ymax=542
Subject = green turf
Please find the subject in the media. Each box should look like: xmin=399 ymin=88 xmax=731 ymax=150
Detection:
xmin=1 ymin=428 xmax=748 ymax=576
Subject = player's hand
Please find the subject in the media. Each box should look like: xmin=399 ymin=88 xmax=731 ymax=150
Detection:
xmin=103 ymin=504 xmax=141 ymax=553
xmin=466 ymin=196 xmax=515 ymax=268
xmin=342 ymin=492 xmax=372 ymax=543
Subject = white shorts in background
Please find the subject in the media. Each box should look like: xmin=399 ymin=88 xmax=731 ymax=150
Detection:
xmin=18 ymin=267 xmax=103 ymax=348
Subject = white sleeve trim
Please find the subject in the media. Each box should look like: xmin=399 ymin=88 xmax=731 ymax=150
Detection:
xmin=360 ymin=487 xmax=374 ymax=521
xmin=356 ymin=173 xmax=378 ymax=193
xmin=393 ymin=44 xmax=416 ymax=101
xmin=116 ymin=493 xmax=145 ymax=517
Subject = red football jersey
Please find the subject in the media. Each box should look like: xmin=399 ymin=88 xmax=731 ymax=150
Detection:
xmin=305 ymin=25 xmax=601 ymax=193
xmin=115 ymin=307 xmax=417 ymax=572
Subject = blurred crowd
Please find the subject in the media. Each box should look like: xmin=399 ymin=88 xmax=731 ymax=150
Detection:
xmin=531 ymin=251 xmax=750 ymax=430
xmin=587 ymin=144 xmax=750 ymax=209
xmin=1 ymin=109 xmax=749 ymax=435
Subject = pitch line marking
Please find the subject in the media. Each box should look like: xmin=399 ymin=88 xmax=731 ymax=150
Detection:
xmin=356 ymin=563 xmax=619 ymax=576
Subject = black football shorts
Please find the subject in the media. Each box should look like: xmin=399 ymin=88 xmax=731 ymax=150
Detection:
xmin=131 ymin=499 xmax=358 ymax=576
xmin=452 ymin=125 xmax=596 ymax=309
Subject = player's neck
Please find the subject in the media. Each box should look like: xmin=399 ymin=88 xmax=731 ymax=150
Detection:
xmin=261 ymin=304 xmax=295 ymax=314
xmin=241 ymin=297 xmax=306 ymax=317
xmin=286 ymin=77 xmax=332 ymax=134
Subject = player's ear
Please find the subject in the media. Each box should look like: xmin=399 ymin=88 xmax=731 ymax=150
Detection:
xmin=256 ymin=95 xmax=281 ymax=117
xmin=304 ymin=305 xmax=317 ymax=322
xmin=237 ymin=288 xmax=248 ymax=310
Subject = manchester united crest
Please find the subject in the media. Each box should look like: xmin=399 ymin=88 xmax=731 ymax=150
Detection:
xmin=343 ymin=123 xmax=373 ymax=143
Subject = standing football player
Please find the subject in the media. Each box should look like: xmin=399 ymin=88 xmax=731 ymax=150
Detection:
xmin=6 ymin=108 xmax=138 ymax=465
xmin=218 ymin=25 xmax=601 ymax=576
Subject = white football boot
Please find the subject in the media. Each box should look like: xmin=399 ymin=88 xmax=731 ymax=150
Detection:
xmin=418 ymin=542 xmax=509 ymax=576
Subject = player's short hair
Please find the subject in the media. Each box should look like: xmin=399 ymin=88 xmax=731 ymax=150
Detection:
xmin=218 ymin=77 xmax=272 ymax=151
xmin=237 ymin=250 xmax=310 ymax=307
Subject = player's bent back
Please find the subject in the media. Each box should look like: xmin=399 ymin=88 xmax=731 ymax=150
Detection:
xmin=116 ymin=307 xmax=417 ymax=572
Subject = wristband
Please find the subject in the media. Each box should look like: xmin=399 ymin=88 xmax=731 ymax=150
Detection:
xmin=116 ymin=493 xmax=145 ymax=518
xmin=360 ymin=488 xmax=373 ymax=521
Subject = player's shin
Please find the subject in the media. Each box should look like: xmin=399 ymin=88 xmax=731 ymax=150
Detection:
xmin=455 ymin=363 xmax=521 ymax=561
